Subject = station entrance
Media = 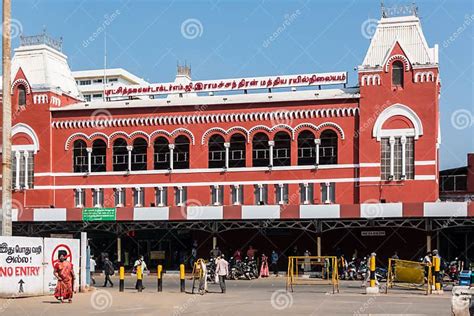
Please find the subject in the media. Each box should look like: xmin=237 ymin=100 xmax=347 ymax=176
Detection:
xmin=13 ymin=217 xmax=474 ymax=272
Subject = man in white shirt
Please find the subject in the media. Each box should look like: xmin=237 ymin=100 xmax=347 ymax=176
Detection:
xmin=134 ymin=256 xmax=148 ymax=290
xmin=90 ymin=256 xmax=96 ymax=285
xmin=215 ymin=255 xmax=229 ymax=294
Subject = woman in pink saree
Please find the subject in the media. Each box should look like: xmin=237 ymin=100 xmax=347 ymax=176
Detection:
xmin=53 ymin=250 xmax=75 ymax=303
xmin=259 ymin=254 xmax=269 ymax=278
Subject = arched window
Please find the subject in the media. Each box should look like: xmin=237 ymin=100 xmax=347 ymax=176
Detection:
xmin=320 ymin=130 xmax=338 ymax=165
xmin=297 ymin=130 xmax=316 ymax=165
xmin=73 ymin=139 xmax=88 ymax=173
xmin=131 ymin=138 xmax=147 ymax=171
xmin=273 ymin=131 xmax=291 ymax=166
xmin=174 ymin=135 xmax=190 ymax=169
xmin=18 ymin=85 xmax=26 ymax=106
xmin=113 ymin=138 xmax=128 ymax=171
xmin=154 ymin=137 xmax=170 ymax=170
xmin=252 ymin=133 xmax=269 ymax=167
xmin=229 ymin=133 xmax=246 ymax=168
xmin=392 ymin=61 xmax=404 ymax=87
xmin=208 ymin=134 xmax=225 ymax=168
xmin=91 ymin=139 xmax=106 ymax=172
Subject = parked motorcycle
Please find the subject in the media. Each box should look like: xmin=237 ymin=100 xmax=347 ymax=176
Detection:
xmin=206 ymin=258 xmax=216 ymax=283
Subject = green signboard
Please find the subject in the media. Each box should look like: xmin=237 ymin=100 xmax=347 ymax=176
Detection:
xmin=82 ymin=208 xmax=116 ymax=221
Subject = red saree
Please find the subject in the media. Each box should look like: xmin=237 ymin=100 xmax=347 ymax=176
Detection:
xmin=54 ymin=261 xmax=74 ymax=301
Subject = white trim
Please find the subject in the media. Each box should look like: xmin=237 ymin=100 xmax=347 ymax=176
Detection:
xmin=378 ymin=128 xmax=415 ymax=138
xmin=359 ymin=162 xmax=381 ymax=167
xmin=372 ymin=104 xmax=423 ymax=141
xmin=414 ymin=175 xmax=436 ymax=180
xmin=26 ymin=177 xmax=381 ymax=190
xmin=414 ymin=160 xmax=435 ymax=166
xmin=12 ymin=123 xmax=40 ymax=153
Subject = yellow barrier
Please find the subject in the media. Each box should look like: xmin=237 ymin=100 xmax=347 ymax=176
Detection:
xmin=286 ymin=256 xmax=339 ymax=294
xmin=386 ymin=258 xmax=432 ymax=295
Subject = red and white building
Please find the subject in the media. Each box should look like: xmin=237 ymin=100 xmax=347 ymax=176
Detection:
xmin=2 ymin=11 xmax=473 ymax=264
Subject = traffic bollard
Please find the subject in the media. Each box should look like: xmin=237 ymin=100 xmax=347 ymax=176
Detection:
xmin=369 ymin=255 xmax=376 ymax=288
xmin=137 ymin=265 xmax=143 ymax=292
xmin=119 ymin=266 xmax=125 ymax=292
xmin=434 ymin=256 xmax=442 ymax=292
xmin=180 ymin=264 xmax=185 ymax=293
xmin=157 ymin=265 xmax=163 ymax=292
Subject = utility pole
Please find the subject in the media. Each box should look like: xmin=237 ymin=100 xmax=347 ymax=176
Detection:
xmin=2 ymin=0 xmax=13 ymax=236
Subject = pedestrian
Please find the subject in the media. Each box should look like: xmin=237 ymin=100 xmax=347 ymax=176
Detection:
xmin=134 ymin=255 xmax=148 ymax=290
xmin=210 ymin=246 xmax=222 ymax=259
xmin=215 ymin=255 xmax=229 ymax=293
xmin=103 ymin=256 xmax=114 ymax=287
xmin=53 ymin=250 xmax=75 ymax=303
xmin=271 ymin=250 xmax=279 ymax=276
xmin=391 ymin=251 xmax=399 ymax=260
xmin=422 ymin=251 xmax=432 ymax=283
xmin=233 ymin=249 xmax=242 ymax=262
xmin=90 ymin=255 xmax=96 ymax=285
xmin=303 ymin=250 xmax=311 ymax=274
xmin=259 ymin=253 xmax=269 ymax=278
xmin=198 ymin=259 xmax=208 ymax=295
xmin=246 ymin=245 xmax=257 ymax=260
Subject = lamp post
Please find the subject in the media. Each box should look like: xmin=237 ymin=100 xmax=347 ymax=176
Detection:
xmin=1 ymin=0 xmax=13 ymax=236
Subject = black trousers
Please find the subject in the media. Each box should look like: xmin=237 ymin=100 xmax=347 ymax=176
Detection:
xmin=271 ymin=263 xmax=278 ymax=275
xmin=104 ymin=274 xmax=113 ymax=287
xmin=218 ymin=275 xmax=226 ymax=293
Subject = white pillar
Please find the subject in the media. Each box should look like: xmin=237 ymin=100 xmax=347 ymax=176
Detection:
xmin=401 ymin=136 xmax=407 ymax=178
xmin=135 ymin=187 xmax=142 ymax=207
xmin=126 ymin=146 xmax=133 ymax=171
xmin=224 ymin=142 xmax=230 ymax=169
xmin=325 ymin=182 xmax=330 ymax=204
xmin=178 ymin=186 xmax=183 ymax=205
xmin=214 ymin=185 xmax=220 ymax=205
xmin=14 ymin=151 xmax=20 ymax=189
xmin=389 ymin=136 xmax=395 ymax=178
xmin=116 ymin=187 xmax=123 ymax=206
xmin=234 ymin=184 xmax=240 ymax=205
xmin=23 ymin=151 xmax=29 ymax=189
xmin=268 ymin=140 xmax=274 ymax=167
xmin=77 ymin=188 xmax=83 ymax=207
xmin=80 ymin=232 xmax=87 ymax=292
xmin=169 ymin=144 xmax=175 ymax=170
xmin=258 ymin=184 xmax=263 ymax=203
xmin=304 ymin=183 xmax=309 ymax=204
xmin=86 ymin=147 xmax=92 ymax=173
xmin=278 ymin=183 xmax=284 ymax=204
xmin=314 ymin=139 xmax=321 ymax=165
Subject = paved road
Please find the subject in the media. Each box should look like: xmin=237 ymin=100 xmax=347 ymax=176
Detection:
xmin=0 ymin=275 xmax=452 ymax=315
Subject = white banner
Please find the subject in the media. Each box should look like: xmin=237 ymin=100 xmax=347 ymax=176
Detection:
xmin=43 ymin=238 xmax=80 ymax=294
xmin=0 ymin=236 xmax=44 ymax=297
xmin=0 ymin=236 xmax=80 ymax=298
xmin=104 ymin=71 xmax=348 ymax=98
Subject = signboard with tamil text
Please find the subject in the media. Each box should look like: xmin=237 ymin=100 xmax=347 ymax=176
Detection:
xmin=104 ymin=72 xmax=348 ymax=98
xmin=82 ymin=208 xmax=116 ymax=221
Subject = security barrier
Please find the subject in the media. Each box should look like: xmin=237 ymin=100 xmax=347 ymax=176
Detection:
xmin=119 ymin=266 xmax=125 ymax=292
xmin=386 ymin=258 xmax=432 ymax=295
xmin=286 ymin=256 xmax=339 ymax=294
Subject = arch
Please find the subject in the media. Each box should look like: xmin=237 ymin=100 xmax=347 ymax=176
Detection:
xmin=150 ymin=130 xmax=173 ymax=144
xmin=174 ymin=135 xmax=190 ymax=169
xmin=384 ymin=54 xmax=411 ymax=72
xmin=201 ymin=127 xmax=227 ymax=145
xmin=11 ymin=79 xmax=31 ymax=94
xmin=154 ymin=137 xmax=170 ymax=170
xmin=108 ymin=131 xmax=130 ymax=147
xmin=171 ymin=128 xmax=195 ymax=145
xmin=12 ymin=123 xmax=40 ymax=152
xmin=89 ymin=132 xmax=109 ymax=146
xmin=294 ymin=122 xmax=345 ymax=140
xmin=208 ymin=134 xmax=226 ymax=169
xmin=229 ymin=133 xmax=246 ymax=168
xmin=91 ymin=139 xmax=107 ymax=172
xmin=297 ymin=130 xmax=316 ymax=166
xmin=391 ymin=60 xmax=404 ymax=86
xmin=131 ymin=137 xmax=148 ymax=171
xmin=273 ymin=131 xmax=291 ymax=166
xmin=113 ymin=138 xmax=129 ymax=171
xmin=319 ymin=129 xmax=338 ymax=165
xmin=252 ymin=132 xmax=270 ymax=167
xmin=73 ymin=139 xmax=88 ymax=173
xmin=17 ymin=85 xmax=27 ymax=106
xmin=372 ymin=103 xmax=424 ymax=141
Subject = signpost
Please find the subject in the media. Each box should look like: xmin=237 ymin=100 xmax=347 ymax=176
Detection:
xmin=82 ymin=208 xmax=116 ymax=221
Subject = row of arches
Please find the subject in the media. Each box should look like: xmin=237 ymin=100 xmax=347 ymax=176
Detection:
xmin=72 ymin=129 xmax=338 ymax=172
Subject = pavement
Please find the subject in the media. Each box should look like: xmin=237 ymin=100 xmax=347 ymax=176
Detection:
xmin=0 ymin=275 xmax=452 ymax=315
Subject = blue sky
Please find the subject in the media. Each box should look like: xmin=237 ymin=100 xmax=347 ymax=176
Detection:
xmin=7 ymin=0 xmax=474 ymax=169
